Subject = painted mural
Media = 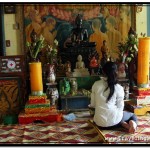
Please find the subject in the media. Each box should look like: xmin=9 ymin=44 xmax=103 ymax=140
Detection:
xmin=24 ymin=4 xmax=132 ymax=61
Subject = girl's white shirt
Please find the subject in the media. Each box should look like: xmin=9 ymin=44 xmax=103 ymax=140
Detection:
xmin=90 ymin=77 xmax=124 ymax=127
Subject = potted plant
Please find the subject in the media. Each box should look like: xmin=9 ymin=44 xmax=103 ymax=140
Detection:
xmin=117 ymin=27 xmax=138 ymax=86
xmin=45 ymin=39 xmax=58 ymax=83
xmin=118 ymin=28 xmax=138 ymax=64
xmin=26 ymin=30 xmax=45 ymax=62
xmin=26 ymin=30 xmax=45 ymax=96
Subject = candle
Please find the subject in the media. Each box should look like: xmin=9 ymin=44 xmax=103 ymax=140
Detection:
xmin=29 ymin=62 xmax=43 ymax=94
xmin=137 ymin=37 xmax=150 ymax=88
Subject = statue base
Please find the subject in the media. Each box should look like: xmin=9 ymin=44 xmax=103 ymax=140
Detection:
xmin=73 ymin=68 xmax=90 ymax=77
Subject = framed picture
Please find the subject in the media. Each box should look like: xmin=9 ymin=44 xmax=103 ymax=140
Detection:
xmin=0 ymin=55 xmax=25 ymax=76
xmin=22 ymin=4 xmax=136 ymax=61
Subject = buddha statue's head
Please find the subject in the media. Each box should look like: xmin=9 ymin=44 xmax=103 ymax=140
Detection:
xmin=77 ymin=55 xmax=82 ymax=61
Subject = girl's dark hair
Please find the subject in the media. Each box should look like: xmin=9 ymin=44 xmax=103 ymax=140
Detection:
xmin=103 ymin=61 xmax=118 ymax=102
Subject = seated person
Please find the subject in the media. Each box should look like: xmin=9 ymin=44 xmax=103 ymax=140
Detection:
xmin=90 ymin=61 xmax=138 ymax=134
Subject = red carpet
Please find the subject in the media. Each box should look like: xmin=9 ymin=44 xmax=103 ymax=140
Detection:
xmin=1 ymin=114 xmax=150 ymax=144
xmin=0 ymin=120 xmax=102 ymax=144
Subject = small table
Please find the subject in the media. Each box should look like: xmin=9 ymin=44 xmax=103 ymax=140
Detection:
xmin=60 ymin=94 xmax=90 ymax=112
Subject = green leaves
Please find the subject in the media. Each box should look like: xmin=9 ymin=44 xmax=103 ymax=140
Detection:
xmin=26 ymin=42 xmax=31 ymax=47
xmin=46 ymin=39 xmax=58 ymax=64
xmin=26 ymin=35 xmax=45 ymax=61
xmin=118 ymin=34 xmax=138 ymax=63
xmin=33 ymin=37 xmax=44 ymax=59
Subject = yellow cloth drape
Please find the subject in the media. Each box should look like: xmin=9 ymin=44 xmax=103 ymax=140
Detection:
xmin=137 ymin=37 xmax=150 ymax=87
xmin=29 ymin=62 xmax=43 ymax=92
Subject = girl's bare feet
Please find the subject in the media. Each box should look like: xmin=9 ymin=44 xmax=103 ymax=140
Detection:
xmin=129 ymin=120 xmax=137 ymax=134
xmin=121 ymin=121 xmax=130 ymax=130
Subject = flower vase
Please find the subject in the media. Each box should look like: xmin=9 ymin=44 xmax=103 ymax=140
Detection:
xmin=47 ymin=64 xmax=56 ymax=83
